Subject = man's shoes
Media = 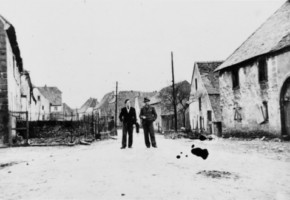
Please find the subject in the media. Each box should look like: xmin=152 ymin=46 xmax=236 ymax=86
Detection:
xmin=120 ymin=146 xmax=126 ymax=149
xmin=146 ymin=146 xmax=150 ymax=148
xmin=128 ymin=146 xmax=132 ymax=148
xmin=152 ymin=145 xmax=157 ymax=148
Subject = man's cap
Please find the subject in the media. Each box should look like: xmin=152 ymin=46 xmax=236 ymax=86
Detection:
xmin=124 ymin=99 xmax=130 ymax=104
xmin=143 ymin=97 xmax=150 ymax=103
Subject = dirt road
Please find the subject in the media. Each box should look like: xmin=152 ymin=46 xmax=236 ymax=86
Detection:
xmin=1 ymin=132 xmax=290 ymax=200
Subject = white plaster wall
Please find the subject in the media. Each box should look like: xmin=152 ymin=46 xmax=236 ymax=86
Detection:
xmin=189 ymin=65 xmax=216 ymax=133
xmin=20 ymin=76 xmax=31 ymax=114
xmin=30 ymin=88 xmax=50 ymax=121
xmin=6 ymin=37 xmax=21 ymax=112
xmin=6 ymin=37 xmax=21 ymax=138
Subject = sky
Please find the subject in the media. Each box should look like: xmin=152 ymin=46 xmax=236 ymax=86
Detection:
xmin=0 ymin=0 xmax=285 ymax=108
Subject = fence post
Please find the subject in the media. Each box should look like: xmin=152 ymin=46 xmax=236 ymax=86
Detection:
xmin=92 ymin=111 xmax=94 ymax=138
xmin=8 ymin=112 xmax=12 ymax=147
xmin=84 ymin=115 xmax=88 ymax=139
xmin=97 ymin=112 xmax=99 ymax=135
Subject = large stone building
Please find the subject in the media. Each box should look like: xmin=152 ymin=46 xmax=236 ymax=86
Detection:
xmin=215 ymin=1 xmax=290 ymax=137
xmin=188 ymin=61 xmax=223 ymax=135
xmin=0 ymin=15 xmax=24 ymax=145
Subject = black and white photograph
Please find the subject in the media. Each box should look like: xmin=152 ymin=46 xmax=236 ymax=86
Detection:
xmin=0 ymin=0 xmax=290 ymax=199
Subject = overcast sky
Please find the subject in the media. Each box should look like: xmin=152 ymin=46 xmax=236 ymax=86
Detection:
xmin=0 ymin=0 xmax=285 ymax=108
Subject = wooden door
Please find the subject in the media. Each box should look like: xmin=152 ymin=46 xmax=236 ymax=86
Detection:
xmin=207 ymin=110 xmax=212 ymax=134
xmin=284 ymin=101 xmax=290 ymax=135
xmin=281 ymin=79 xmax=290 ymax=136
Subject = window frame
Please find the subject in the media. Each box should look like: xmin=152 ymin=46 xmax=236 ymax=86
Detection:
xmin=258 ymin=58 xmax=268 ymax=83
xmin=199 ymin=97 xmax=202 ymax=111
xmin=232 ymin=67 xmax=240 ymax=90
xmin=262 ymin=101 xmax=269 ymax=122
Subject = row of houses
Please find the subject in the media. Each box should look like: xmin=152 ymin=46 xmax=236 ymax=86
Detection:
xmin=186 ymin=1 xmax=290 ymax=137
xmin=0 ymin=15 xmax=71 ymax=145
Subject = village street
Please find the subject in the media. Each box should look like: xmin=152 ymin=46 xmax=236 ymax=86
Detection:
xmin=1 ymin=131 xmax=290 ymax=200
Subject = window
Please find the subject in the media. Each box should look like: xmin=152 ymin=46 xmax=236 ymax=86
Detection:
xmin=38 ymin=96 xmax=41 ymax=101
xmin=207 ymin=110 xmax=212 ymax=121
xmin=42 ymin=105 xmax=44 ymax=110
xmin=262 ymin=101 xmax=269 ymax=122
xmin=195 ymin=78 xmax=198 ymax=90
xmin=54 ymin=106 xmax=57 ymax=111
xmin=258 ymin=58 xmax=268 ymax=82
xmin=199 ymin=97 xmax=202 ymax=111
xmin=232 ymin=68 xmax=240 ymax=89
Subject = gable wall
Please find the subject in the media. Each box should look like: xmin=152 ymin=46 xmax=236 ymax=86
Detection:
xmin=189 ymin=65 xmax=217 ymax=134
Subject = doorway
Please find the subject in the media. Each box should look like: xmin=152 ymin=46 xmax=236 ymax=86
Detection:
xmin=281 ymin=78 xmax=290 ymax=136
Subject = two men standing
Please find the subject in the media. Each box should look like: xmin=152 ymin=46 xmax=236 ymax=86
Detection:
xmin=119 ymin=97 xmax=157 ymax=149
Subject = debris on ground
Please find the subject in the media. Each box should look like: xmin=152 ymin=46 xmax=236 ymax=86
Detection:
xmin=0 ymin=162 xmax=19 ymax=169
xmin=197 ymin=170 xmax=239 ymax=180
xmin=271 ymin=138 xmax=281 ymax=142
xmin=80 ymin=140 xmax=91 ymax=145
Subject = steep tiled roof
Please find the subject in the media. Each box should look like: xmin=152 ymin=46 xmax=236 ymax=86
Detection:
xmin=216 ymin=1 xmax=290 ymax=71
xmin=196 ymin=61 xmax=223 ymax=95
xmin=37 ymin=86 xmax=62 ymax=105
xmin=0 ymin=15 xmax=23 ymax=72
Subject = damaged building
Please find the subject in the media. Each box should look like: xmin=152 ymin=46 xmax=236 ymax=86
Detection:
xmin=215 ymin=1 xmax=290 ymax=138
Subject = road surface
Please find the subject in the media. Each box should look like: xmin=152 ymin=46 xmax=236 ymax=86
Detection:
xmin=1 ymin=131 xmax=290 ymax=200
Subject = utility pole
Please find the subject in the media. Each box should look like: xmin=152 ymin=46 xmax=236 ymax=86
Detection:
xmin=115 ymin=81 xmax=118 ymax=134
xmin=171 ymin=52 xmax=178 ymax=132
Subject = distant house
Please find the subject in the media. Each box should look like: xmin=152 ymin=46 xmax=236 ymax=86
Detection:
xmin=150 ymin=81 xmax=191 ymax=132
xmin=215 ymin=1 xmax=290 ymax=137
xmin=33 ymin=86 xmax=63 ymax=120
xmin=188 ymin=61 xmax=223 ymax=135
xmin=0 ymin=15 xmax=24 ymax=145
xmin=63 ymin=103 xmax=74 ymax=121
xmin=78 ymin=97 xmax=99 ymax=119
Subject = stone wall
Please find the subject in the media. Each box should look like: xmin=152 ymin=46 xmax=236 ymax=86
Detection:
xmin=219 ymin=50 xmax=290 ymax=136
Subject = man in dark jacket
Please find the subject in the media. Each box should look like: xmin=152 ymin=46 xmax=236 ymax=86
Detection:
xmin=119 ymin=99 xmax=137 ymax=149
xmin=140 ymin=97 xmax=157 ymax=148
